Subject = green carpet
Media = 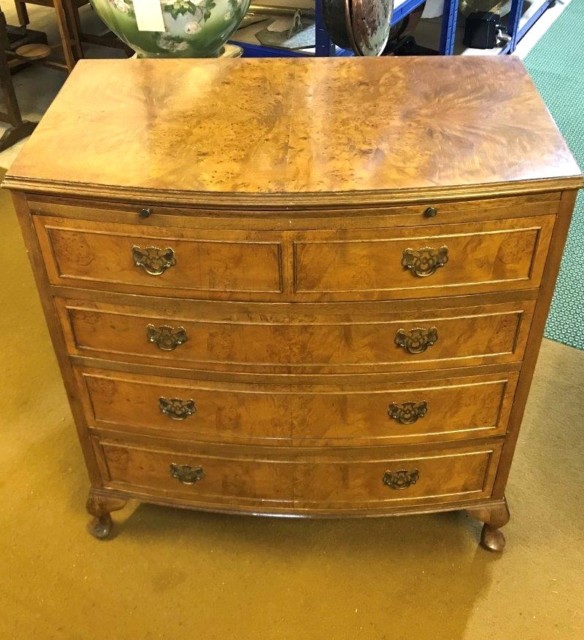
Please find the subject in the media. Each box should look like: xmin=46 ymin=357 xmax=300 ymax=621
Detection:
xmin=525 ymin=0 xmax=584 ymax=350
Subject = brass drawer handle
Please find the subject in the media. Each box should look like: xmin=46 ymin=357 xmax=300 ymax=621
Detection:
xmin=388 ymin=401 xmax=428 ymax=425
xmin=170 ymin=463 xmax=205 ymax=485
xmin=383 ymin=469 xmax=419 ymax=490
xmin=423 ymin=206 xmax=438 ymax=218
xmin=395 ymin=327 xmax=438 ymax=354
xmin=132 ymin=245 xmax=176 ymax=276
xmin=159 ymin=397 xmax=196 ymax=420
xmin=147 ymin=324 xmax=188 ymax=351
xmin=402 ymin=246 xmax=448 ymax=277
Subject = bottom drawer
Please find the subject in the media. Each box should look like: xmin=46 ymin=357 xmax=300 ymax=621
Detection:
xmin=97 ymin=439 xmax=503 ymax=514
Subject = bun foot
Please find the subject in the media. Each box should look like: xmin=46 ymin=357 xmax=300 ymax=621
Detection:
xmin=480 ymin=524 xmax=506 ymax=552
xmin=467 ymin=498 xmax=510 ymax=552
xmin=86 ymin=490 xmax=127 ymax=540
xmin=88 ymin=514 xmax=113 ymax=540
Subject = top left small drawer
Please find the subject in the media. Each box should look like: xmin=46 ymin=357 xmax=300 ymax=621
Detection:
xmin=33 ymin=216 xmax=284 ymax=299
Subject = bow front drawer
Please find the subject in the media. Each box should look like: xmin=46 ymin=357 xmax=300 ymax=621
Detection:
xmin=293 ymin=216 xmax=555 ymax=300
xmin=77 ymin=367 xmax=518 ymax=446
xmin=33 ymin=217 xmax=283 ymax=298
xmin=95 ymin=439 xmax=502 ymax=513
xmin=57 ymin=298 xmax=535 ymax=374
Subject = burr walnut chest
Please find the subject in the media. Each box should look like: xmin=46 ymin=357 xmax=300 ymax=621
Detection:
xmin=5 ymin=57 xmax=581 ymax=551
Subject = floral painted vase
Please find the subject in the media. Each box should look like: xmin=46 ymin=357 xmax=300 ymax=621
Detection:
xmin=90 ymin=0 xmax=250 ymax=57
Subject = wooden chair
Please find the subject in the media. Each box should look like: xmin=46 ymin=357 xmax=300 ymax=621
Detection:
xmin=12 ymin=0 xmax=130 ymax=72
xmin=13 ymin=0 xmax=84 ymax=71
xmin=0 ymin=8 xmax=38 ymax=150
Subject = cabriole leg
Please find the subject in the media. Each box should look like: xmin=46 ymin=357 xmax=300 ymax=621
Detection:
xmin=467 ymin=498 xmax=511 ymax=552
xmin=86 ymin=490 xmax=127 ymax=540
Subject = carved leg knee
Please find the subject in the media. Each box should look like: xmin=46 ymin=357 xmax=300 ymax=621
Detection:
xmin=86 ymin=491 xmax=127 ymax=540
xmin=467 ymin=499 xmax=511 ymax=552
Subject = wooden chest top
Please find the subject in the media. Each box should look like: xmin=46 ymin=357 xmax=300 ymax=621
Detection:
xmin=4 ymin=57 xmax=582 ymax=205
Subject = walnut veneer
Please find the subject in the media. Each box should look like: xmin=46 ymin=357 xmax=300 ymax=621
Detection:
xmin=4 ymin=57 xmax=582 ymax=551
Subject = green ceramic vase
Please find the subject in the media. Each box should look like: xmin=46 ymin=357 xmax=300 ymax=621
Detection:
xmin=90 ymin=0 xmax=250 ymax=57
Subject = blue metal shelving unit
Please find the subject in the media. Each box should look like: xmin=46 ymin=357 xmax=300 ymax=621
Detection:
xmin=442 ymin=0 xmax=557 ymax=55
xmin=500 ymin=0 xmax=556 ymax=54
xmin=231 ymin=0 xmax=555 ymax=58
xmin=440 ymin=0 xmax=460 ymax=54
xmin=232 ymin=0 xmax=449 ymax=57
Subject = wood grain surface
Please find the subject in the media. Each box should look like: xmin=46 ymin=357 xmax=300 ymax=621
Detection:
xmin=4 ymin=58 xmax=582 ymax=205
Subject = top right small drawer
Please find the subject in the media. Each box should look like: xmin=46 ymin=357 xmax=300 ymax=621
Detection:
xmin=293 ymin=214 xmax=555 ymax=301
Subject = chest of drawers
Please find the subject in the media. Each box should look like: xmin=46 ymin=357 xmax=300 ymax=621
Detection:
xmin=5 ymin=57 xmax=581 ymax=551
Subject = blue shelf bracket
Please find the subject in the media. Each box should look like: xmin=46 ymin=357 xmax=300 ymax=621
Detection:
xmin=314 ymin=0 xmax=336 ymax=56
xmin=440 ymin=0 xmax=459 ymax=54
xmin=506 ymin=0 xmax=525 ymax=52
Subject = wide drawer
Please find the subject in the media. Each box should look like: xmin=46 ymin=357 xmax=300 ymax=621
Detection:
xmin=77 ymin=367 xmax=519 ymax=446
xmin=95 ymin=439 xmax=502 ymax=513
xmin=34 ymin=216 xmax=283 ymax=297
xmin=58 ymin=298 xmax=535 ymax=374
xmin=293 ymin=215 xmax=555 ymax=300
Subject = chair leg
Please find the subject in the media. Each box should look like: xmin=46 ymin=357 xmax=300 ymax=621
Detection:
xmin=67 ymin=0 xmax=85 ymax=58
xmin=14 ymin=0 xmax=30 ymax=27
xmin=53 ymin=0 xmax=78 ymax=72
